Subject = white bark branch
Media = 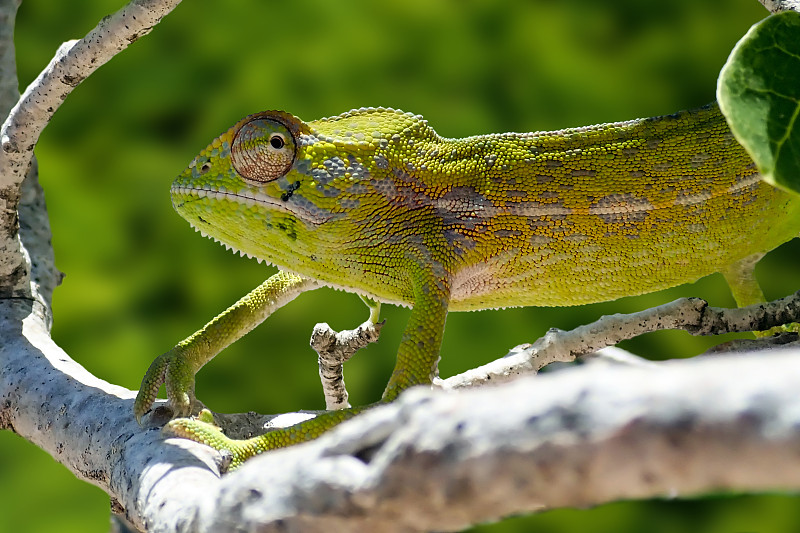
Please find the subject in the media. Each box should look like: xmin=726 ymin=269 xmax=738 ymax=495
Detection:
xmin=0 ymin=0 xmax=20 ymax=109
xmin=310 ymin=291 xmax=800 ymax=410
xmin=5 ymin=302 xmax=800 ymax=532
xmin=205 ymin=350 xmax=800 ymax=532
xmin=436 ymin=292 xmax=800 ymax=390
xmin=0 ymin=300 xmax=221 ymax=531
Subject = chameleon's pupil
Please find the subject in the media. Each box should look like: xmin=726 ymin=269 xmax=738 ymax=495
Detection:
xmin=270 ymin=136 xmax=284 ymax=149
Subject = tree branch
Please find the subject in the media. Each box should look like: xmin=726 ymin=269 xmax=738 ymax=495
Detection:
xmin=310 ymin=319 xmax=384 ymax=410
xmin=306 ymin=291 xmax=800 ymax=411
xmin=759 ymin=0 xmax=800 ymax=13
xmin=0 ymin=0 xmax=182 ymax=302
xmin=202 ymin=350 xmax=800 ymax=532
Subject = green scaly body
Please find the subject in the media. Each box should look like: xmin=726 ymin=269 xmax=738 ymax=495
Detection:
xmin=135 ymin=103 xmax=800 ymax=467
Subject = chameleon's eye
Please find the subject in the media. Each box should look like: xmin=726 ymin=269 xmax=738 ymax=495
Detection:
xmin=231 ymin=118 xmax=296 ymax=183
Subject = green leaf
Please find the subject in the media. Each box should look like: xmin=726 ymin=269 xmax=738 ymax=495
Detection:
xmin=717 ymin=10 xmax=800 ymax=194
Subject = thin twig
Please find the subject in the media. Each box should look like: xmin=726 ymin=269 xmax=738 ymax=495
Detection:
xmin=436 ymin=291 xmax=800 ymax=390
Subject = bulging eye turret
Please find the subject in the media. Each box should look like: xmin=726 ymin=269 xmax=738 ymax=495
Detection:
xmin=231 ymin=118 xmax=296 ymax=182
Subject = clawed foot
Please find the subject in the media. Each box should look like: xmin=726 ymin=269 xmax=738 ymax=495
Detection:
xmin=134 ymin=347 xmax=198 ymax=423
xmin=165 ymin=409 xmax=259 ymax=470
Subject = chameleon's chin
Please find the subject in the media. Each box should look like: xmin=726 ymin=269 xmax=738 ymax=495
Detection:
xmin=169 ymin=186 xmax=263 ymax=259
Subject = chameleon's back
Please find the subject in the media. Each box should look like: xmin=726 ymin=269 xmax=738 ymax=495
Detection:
xmin=310 ymin=105 xmax=800 ymax=311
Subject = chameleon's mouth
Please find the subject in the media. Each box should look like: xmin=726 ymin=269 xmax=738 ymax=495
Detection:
xmin=171 ymin=184 xmax=288 ymax=211
xmin=170 ymin=185 xmax=336 ymax=226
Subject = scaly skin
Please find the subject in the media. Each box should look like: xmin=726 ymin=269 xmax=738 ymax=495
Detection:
xmin=135 ymin=103 xmax=800 ymax=468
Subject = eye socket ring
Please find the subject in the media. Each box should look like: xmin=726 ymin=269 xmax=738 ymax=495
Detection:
xmin=231 ymin=118 xmax=296 ymax=183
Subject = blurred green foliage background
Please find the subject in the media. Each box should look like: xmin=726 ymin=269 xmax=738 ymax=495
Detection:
xmin=2 ymin=0 xmax=799 ymax=531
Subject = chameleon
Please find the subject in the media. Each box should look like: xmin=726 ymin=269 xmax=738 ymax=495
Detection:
xmin=134 ymin=102 xmax=800 ymax=468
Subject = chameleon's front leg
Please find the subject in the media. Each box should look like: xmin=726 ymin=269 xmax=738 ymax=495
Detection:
xmin=382 ymin=275 xmax=450 ymax=401
xmin=165 ymin=272 xmax=451 ymax=469
xmin=134 ymin=270 xmax=318 ymax=422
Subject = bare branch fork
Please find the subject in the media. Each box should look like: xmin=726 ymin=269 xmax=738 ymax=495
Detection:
xmin=2 ymin=0 xmax=800 ymax=532
xmin=311 ymin=319 xmax=384 ymax=410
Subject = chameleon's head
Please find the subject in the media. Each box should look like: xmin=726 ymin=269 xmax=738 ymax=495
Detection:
xmin=171 ymin=108 xmax=432 ymax=272
xmin=170 ymin=110 xmax=332 ymax=267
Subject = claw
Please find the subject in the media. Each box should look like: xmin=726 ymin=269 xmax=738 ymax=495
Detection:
xmin=197 ymin=408 xmax=216 ymax=424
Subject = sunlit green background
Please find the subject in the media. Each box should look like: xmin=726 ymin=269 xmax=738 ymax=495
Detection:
xmin=2 ymin=0 xmax=799 ymax=531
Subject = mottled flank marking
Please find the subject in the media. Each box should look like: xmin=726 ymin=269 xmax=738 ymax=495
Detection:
xmin=590 ymin=193 xmax=653 ymax=224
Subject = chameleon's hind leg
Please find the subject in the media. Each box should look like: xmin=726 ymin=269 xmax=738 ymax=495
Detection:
xmin=721 ymin=254 xmax=799 ymax=335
